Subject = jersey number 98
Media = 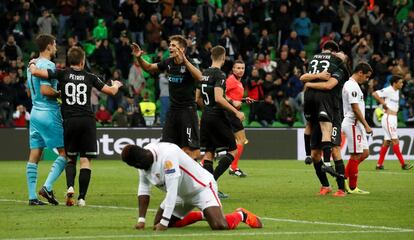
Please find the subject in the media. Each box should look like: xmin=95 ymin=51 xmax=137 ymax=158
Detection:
xmin=65 ymin=82 xmax=87 ymax=105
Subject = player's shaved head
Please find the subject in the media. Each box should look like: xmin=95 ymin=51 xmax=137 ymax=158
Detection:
xmin=121 ymin=145 xmax=153 ymax=170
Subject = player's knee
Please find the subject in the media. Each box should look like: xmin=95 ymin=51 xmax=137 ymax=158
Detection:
xmin=210 ymin=220 xmax=228 ymax=230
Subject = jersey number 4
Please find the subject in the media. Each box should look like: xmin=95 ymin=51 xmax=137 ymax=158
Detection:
xmin=309 ymin=60 xmax=330 ymax=74
xmin=65 ymin=82 xmax=87 ymax=105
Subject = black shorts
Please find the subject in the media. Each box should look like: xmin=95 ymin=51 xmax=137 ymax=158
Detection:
xmin=304 ymin=91 xmax=335 ymax=124
xmin=162 ymin=106 xmax=200 ymax=149
xmin=200 ymin=112 xmax=237 ymax=153
xmin=310 ymin=112 xmax=343 ymax=149
xmin=63 ymin=116 xmax=97 ymax=159
xmin=225 ymin=111 xmax=244 ymax=133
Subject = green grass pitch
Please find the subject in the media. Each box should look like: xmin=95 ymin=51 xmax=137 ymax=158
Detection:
xmin=0 ymin=160 xmax=413 ymax=240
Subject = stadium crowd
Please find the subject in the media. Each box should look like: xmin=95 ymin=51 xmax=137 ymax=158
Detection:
xmin=1 ymin=0 xmax=414 ymax=128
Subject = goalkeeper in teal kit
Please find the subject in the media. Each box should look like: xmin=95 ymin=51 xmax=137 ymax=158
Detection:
xmin=26 ymin=34 xmax=67 ymax=205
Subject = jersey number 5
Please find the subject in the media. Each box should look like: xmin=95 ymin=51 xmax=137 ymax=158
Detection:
xmin=65 ymin=82 xmax=87 ymax=105
xmin=201 ymin=84 xmax=210 ymax=105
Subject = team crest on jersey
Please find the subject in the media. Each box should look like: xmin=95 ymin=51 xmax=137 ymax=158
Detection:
xmin=164 ymin=160 xmax=176 ymax=174
xmin=180 ymin=66 xmax=186 ymax=73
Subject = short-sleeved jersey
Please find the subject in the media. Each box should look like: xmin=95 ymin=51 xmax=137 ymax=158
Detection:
xmin=375 ymin=86 xmax=399 ymax=112
xmin=200 ymin=67 xmax=227 ymax=114
xmin=138 ymin=142 xmax=215 ymax=220
xmin=226 ymin=74 xmax=244 ymax=101
xmin=47 ymin=68 xmax=106 ymax=119
xmin=342 ymin=78 xmax=365 ymax=125
xmin=27 ymin=58 xmax=59 ymax=110
xmin=157 ymin=58 xmax=197 ymax=109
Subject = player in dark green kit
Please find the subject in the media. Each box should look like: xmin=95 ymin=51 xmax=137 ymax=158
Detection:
xmin=199 ymin=46 xmax=244 ymax=185
xmin=301 ymin=41 xmax=349 ymax=197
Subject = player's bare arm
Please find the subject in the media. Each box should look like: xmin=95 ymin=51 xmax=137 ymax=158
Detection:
xmin=135 ymin=194 xmax=150 ymax=230
xmin=300 ymin=71 xmax=331 ymax=82
xmin=305 ymin=77 xmax=338 ymax=90
xmin=156 ymin=177 xmax=180 ymax=230
xmin=215 ymin=87 xmax=245 ymax=121
xmin=351 ymin=103 xmax=373 ymax=134
xmin=177 ymin=47 xmax=202 ymax=81
xmin=372 ymin=91 xmax=388 ymax=110
xmin=101 ymin=80 xmax=123 ymax=96
xmin=131 ymin=43 xmax=159 ymax=73
xmin=195 ymin=88 xmax=204 ymax=108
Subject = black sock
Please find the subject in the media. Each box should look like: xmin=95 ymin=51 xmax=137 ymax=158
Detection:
xmin=314 ymin=160 xmax=329 ymax=187
xmin=203 ymin=160 xmax=214 ymax=175
xmin=335 ymin=160 xmax=345 ymax=191
xmin=304 ymin=134 xmax=311 ymax=156
xmin=321 ymin=141 xmax=332 ymax=164
xmin=214 ymin=153 xmax=234 ymax=181
xmin=65 ymin=161 xmax=76 ymax=189
xmin=78 ymin=168 xmax=91 ymax=200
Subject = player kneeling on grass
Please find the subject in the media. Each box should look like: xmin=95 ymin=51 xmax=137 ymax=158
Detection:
xmin=121 ymin=143 xmax=263 ymax=231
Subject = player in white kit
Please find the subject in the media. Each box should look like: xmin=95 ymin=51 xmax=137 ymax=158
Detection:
xmin=121 ymin=142 xmax=263 ymax=231
xmin=341 ymin=63 xmax=373 ymax=194
xmin=373 ymin=76 xmax=413 ymax=170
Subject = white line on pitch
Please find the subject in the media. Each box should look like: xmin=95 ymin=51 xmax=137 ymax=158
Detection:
xmin=1 ymin=198 xmax=413 ymax=232
xmin=2 ymin=229 xmax=414 ymax=240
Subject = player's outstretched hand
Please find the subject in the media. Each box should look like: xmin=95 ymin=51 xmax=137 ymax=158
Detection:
xmin=154 ymin=223 xmax=168 ymax=231
xmin=135 ymin=222 xmax=145 ymax=230
xmin=131 ymin=43 xmax=144 ymax=58
xmin=111 ymin=80 xmax=123 ymax=88
xmin=28 ymin=58 xmax=38 ymax=72
xmin=245 ymin=97 xmax=255 ymax=104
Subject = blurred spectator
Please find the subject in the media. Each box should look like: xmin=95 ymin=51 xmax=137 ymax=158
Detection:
xmin=112 ymin=13 xmax=128 ymax=43
xmin=257 ymin=28 xmax=273 ymax=54
xmin=12 ymin=104 xmax=30 ymax=127
xmin=70 ymin=4 xmax=93 ymax=41
xmin=20 ymin=1 xmax=34 ymax=41
xmin=0 ymin=75 xmax=16 ymax=127
xmin=146 ymin=14 xmax=163 ymax=53
xmin=367 ymin=5 xmax=385 ymax=49
xmin=115 ymin=32 xmax=133 ymax=79
xmin=352 ymin=38 xmax=374 ymax=69
xmin=274 ymin=4 xmax=292 ymax=48
xmin=275 ymin=51 xmax=292 ymax=85
xmin=37 ymin=8 xmax=58 ymax=35
xmin=9 ymin=12 xmax=25 ymax=45
xmin=380 ymin=31 xmax=396 ymax=59
xmin=129 ymin=106 xmax=146 ymax=127
xmin=129 ymin=3 xmax=146 ymax=46
xmin=213 ymin=7 xmax=227 ymax=42
xmin=394 ymin=0 xmax=413 ymax=23
xmin=95 ymin=104 xmax=112 ymax=126
xmin=256 ymin=95 xmax=277 ymax=127
xmin=139 ymin=92 xmax=156 ymax=126
xmin=128 ymin=59 xmax=146 ymax=97
xmin=317 ymin=0 xmax=337 ymax=37
xmin=158 ymin=72 xmax=169 ymax=126
xmin=57 ymin=0 xmax=77 ymax=44
xmin=196 ymin=0 xmax=216 ymax=41
xmin=198 ymin=40 xmax=212 ymax=70
xmin=239 ymin=27 xmax=257 ymax=61
xmin=278 ymin=98 xmax=295 ymax=127
xmin=112 ymin=106 xmax=128 ymax=127
xmin=246 ymin=67 xmax=264 ymax=123
xmin=92 ymin=39 xmax=114 ymax=79
xmin=338 ymin=0 xmax=366 ymax=34
xmin=285 ymin=31 xmax=304 ymax=55
xmin=2 ymin=35 xmax=22 ymax=62
xmin=292 ymin=10 xmax=312 ymax=45
xmin=92 ymin=19 xmax=108 ymax=41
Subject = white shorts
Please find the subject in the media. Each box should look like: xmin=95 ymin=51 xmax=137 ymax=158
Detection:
xmin=381 ymin=113 xmax=398 ymax=140
xmin=342 ymin=123 xmax=368 ymax=154
xmin=160 ymin=181 xmax=221 ymax=219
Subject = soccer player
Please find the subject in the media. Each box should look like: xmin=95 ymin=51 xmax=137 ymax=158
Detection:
xmin=342 ymin=62 xmax=373 ymax=194
xmin=131 ymin=35 xmax=202 ymax=160
xmin=373 ymin=76 xmax=413 ymax=170
xmin=225 ymin=60 xmax=252 ymax=177
xmin=199 ymin=46 xmax=244 ymax=190
xmin=121 ymin=143 xmax=262 ymax=231
xmin=26 ymin=34 xmax=67 ymax=206
xmin=29 ymin=46 xmax=123 ymax=206
xmin=301 ymin=42 xmax=348 ymax=196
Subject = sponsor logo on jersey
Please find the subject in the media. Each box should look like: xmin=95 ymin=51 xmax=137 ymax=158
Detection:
xmin=164 ymin=160 xmax=176 ymax=174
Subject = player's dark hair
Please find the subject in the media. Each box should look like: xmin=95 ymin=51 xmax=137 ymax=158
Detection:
xmin=36 ymin=34 xmax=56 ymax=52
xmin=390 ymin=75 xmax=403 ymax=85
xmin=169 ymin=35 xmax=187 ymax=48
xmin=353 ymin=62 xmax=373 ymax=74
xmin=67 ymin=47 xmax=85 ymax=66
xmin=210 ymin=45 xmax=226 ymax=61
xmin=322 ymin=40 xmax=339 ymax=52
xmin=233 ymin=60 xmax=245 ymax=66
xmin=121 ymin=144 xmax=153 ymax=170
